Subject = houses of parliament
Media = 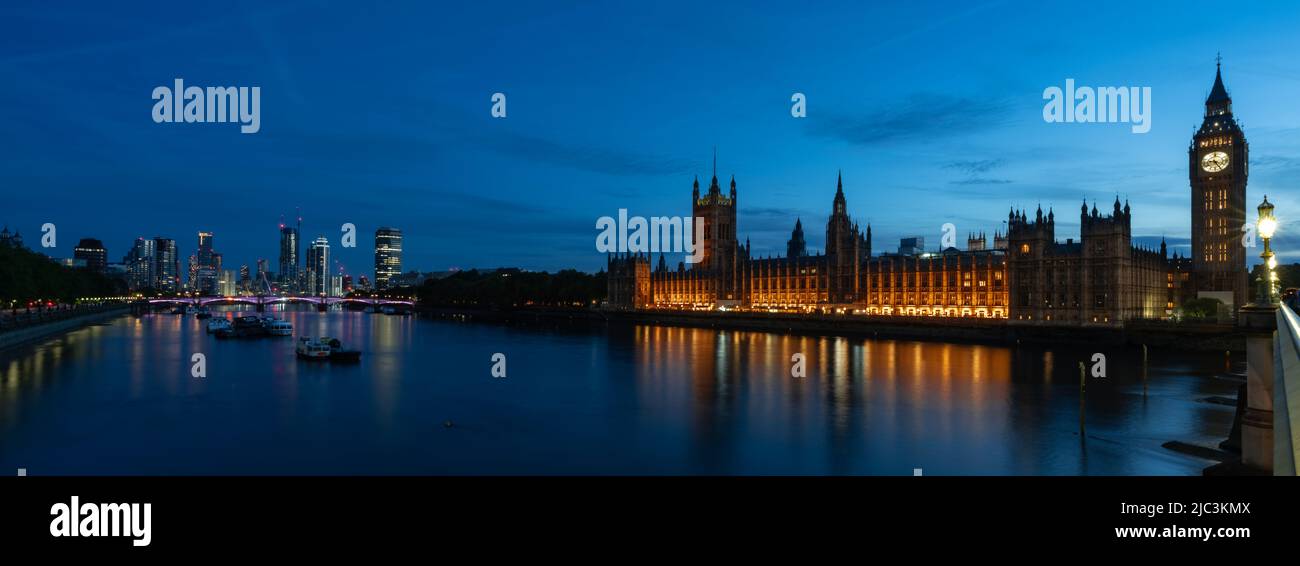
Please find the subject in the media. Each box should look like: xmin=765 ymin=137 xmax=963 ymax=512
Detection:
xmin=608 ymin=63 xmax=1250 ymax=327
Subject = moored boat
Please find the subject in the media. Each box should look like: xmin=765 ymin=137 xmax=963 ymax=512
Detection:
xmin=296 ymin=336 xmax=361 ymax=362
xmin=263 ymin=317 xmax=293 ymax=336
xmin=206 ymin=318 xmax=232 ymax=333
xmin=296 ymin=337 xmax=331 ymax=359
xmin=215 ymin=316 xmax=267 ymax=339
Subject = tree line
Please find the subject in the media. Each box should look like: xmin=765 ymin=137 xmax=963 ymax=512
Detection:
xmin=0 ymin=244 xmax=127 ymax=304
xmin=412 ymin=268 xmax=606 ymax=309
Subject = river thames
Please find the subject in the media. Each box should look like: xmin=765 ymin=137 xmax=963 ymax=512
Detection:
xmin=0 ymin=308 xmax=1238 ymax=475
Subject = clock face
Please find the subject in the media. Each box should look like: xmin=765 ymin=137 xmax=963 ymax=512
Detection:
xmin=1201 ymin=151 xmax=1230 ymax=173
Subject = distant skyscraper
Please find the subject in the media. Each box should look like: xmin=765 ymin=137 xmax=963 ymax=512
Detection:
xmin=152 ymin=237 xmax=179 ymax=292
xmin=374 ymin=227 xmax=402 ymax=290
xmin=306 ymin=236 xmax=330 ymax=296
xmin=124 ymin=237 xmax=155 ymax=291
xmin=73 ymin=238 xmax=107 ymax=272
xmin=195 ymin=231 xmax=219 ymax=295
xmin=218 ymin=269 xmax=237 ymax=297
xmin=279 ymin=225 xmax=299 ymax=293
xmin=186 ymin=254 xmax=199 ymax=291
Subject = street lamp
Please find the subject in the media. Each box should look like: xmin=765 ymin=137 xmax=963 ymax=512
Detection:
xmin=1257 ymin=195 xmax=1278 ymax=306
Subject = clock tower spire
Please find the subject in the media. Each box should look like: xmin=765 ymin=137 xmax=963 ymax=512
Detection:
xmin=1189 ymin=56 xmax=1248 ymax=311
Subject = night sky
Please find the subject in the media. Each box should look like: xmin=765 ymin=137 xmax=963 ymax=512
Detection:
xmin=3 ymin=0 xmax=1300 ymax=277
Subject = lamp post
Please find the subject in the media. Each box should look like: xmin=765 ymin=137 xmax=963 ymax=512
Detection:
xmin=1256 ymin=195 xmax=1278 ymax=306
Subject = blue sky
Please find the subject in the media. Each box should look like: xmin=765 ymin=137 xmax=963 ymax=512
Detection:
xmin=3 ymin=0 xmax=1300 ymax=276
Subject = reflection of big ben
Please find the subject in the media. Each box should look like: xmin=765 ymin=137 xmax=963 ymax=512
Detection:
xmin=1190 ymin=58 xmax=1248 ymax=309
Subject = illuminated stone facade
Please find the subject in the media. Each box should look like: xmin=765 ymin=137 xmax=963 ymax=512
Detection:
xmin=609 ymin=174 xmax=1179 ymax=328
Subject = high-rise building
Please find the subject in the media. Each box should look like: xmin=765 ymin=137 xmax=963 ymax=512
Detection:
xmin=124 ymin=237 xmax=156 ymax=291
xmin=152 ymin=237 xmax=179 ymax=292
xmin=186 ymin=254 xmax=199 ymax=292
xmin=1190 ymin=60 xmax=1248 ymax=309
xmin=306 ymin=236 xmax=330 ymax=296
xmin=194 ymin=232 xmax=220 ymax=295
xmin=218 ymin=269 xmax=237 ymax=297
xmin=279 ymin=225 xmax=299 ymax=293
xmin=73 ymin=238 xmax=107 ymax=272
xmin=374 ymin=227 xmax=403 ymax=290
xmin=255 ymin=258 xmax=271 ymax=294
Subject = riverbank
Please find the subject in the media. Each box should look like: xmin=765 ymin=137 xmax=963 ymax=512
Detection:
xmin=0 ymin=305 xmax=131 ymax=351
xmin=418 ymin=306 xmax=1246 ymax=351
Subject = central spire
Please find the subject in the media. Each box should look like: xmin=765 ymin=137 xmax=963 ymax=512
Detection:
xmin=1207 ymin=54 xmax=1231 ymax=107
xmin=832 ymin=170 xmax=846 ymax=215
xmin=712 ymin=146 xmax=717 ymax=183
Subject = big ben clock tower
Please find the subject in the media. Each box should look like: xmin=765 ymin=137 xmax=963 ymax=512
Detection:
xmin=1190 ymin=57 xmax=1248 ymax=310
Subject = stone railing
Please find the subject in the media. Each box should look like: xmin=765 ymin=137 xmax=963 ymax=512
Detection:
xmin=1274 ymin=303 xmax=1300 ymax=475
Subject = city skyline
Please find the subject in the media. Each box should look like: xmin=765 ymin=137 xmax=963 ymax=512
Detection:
xmin=4 ymin=1 xmax=1300 ymax=273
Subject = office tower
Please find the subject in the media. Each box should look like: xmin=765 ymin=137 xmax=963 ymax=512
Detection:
xmin=306 ymin=236 xmax=330 ymax=296
xmin=186 ymin=254 xmax=199 ymax=292
xmin=218 ymin=270 xmax=237 ymax=297
xmin=374 ymin=227 xmax=402 ymax=290
xmin=73 ymin=238 xmax=107 ymax=272
xmin=152 ymin=237 xmax=179 ymax=292
xmin=124 ymin=237 xmax=155 ymax=291
xmin=279 ymin=224 xmax=299 ymax=293
xmin=194 ymin=232 xmax=219 ymax=295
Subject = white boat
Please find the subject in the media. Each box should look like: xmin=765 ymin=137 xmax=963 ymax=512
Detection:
xmin=263 ymin=317 xmax=293 ymax=336
xmin=296 ymin=336 xmax=361 ymax=362
xmin=206 ymin=318 xmax=232 ymax=333
xmin=296 ymin=337 xmax=331 ymax=359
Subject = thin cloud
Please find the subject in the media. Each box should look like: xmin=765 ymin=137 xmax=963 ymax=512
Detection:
xmin=944 ymin=158 xmax=1005 ymax=174
xmin=949 ymin=177 xmax=1012 ymax=185
xmin=806 ymin=93 xmax=1014 ymax=146
xmin=468 ymin=129 xmax=699 ymax=177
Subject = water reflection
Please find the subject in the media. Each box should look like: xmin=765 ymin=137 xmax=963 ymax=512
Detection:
xmin=0 ymin=311 xmax=1238 ymax=475
xmin=622 ymin=324 xmax=1233 ymax=475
